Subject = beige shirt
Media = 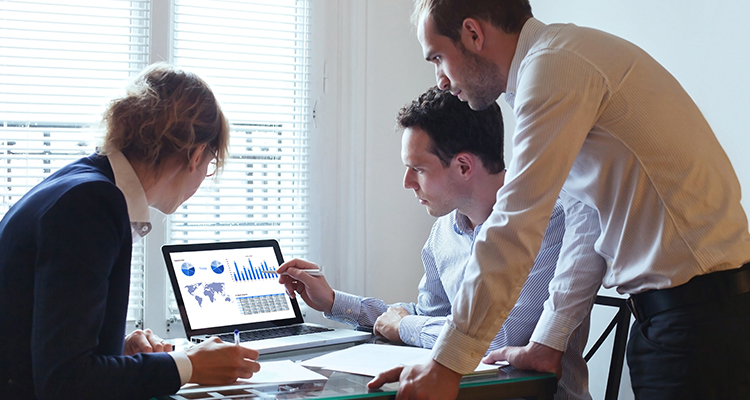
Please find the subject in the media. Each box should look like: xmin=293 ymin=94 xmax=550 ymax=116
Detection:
xmin=432 ymin=18 xmax=750 ymax=374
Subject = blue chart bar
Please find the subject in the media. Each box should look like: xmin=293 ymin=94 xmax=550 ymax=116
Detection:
xmin=232 ymin=260 xmax=277 ymax=282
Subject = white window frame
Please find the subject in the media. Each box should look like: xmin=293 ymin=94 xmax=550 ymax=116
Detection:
xmin=139 ymin=0 xmax=324 ymax=338
xmin=0 ymin=0 xmax=344 ymax=338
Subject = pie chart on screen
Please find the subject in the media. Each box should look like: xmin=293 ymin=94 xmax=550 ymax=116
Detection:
xmin=181 ymin=262 xmax=195 ymax=276
xmin=211 ymin=260 xmax=225 ymax=274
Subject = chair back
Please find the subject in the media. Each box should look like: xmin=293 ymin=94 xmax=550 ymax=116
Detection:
xmin=585 ymin=295 xmax=631 ymax=400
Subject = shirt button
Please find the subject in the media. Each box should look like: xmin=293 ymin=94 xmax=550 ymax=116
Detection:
xmin=411 ymin=336 xmax=416 ymax=342
xmin=346 ymin=309 xmax=351 ymax=314
xmin=562 ymin=327 xmax=569 ymax=334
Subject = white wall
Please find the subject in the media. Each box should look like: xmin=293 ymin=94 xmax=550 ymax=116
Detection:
xmin=312 ymin=0 xmax=750 ymax=399
xmin=309 ymin=0 xmax=435 ymax=304
xmin=362 ymin=2 xmax=438 ymax=303
xmin=523 ymin=0 xmax=750 ymax=216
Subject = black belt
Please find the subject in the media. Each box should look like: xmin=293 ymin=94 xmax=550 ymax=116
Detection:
xmin=627 ymin=262 xmax=750 ymax=323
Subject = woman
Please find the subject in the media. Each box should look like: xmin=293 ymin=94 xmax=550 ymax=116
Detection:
xmin=0 ymin=63 xmax=259 ymax=400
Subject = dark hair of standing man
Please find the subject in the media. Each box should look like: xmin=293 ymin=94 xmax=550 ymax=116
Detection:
xmin=412 ymin=0 xmax=533 ymax=42
xmin=396 ymin=86 xmax=505 ymax=174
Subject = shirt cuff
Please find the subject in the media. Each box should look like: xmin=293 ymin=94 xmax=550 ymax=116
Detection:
xmin=431 ymin=323 xmax=489 ymax=375
xmin=325 ymin=290 xmax=362 ymax=326
xmin=529 ymin=308 xmax=579 ymax=351
xmin=398 ymin=315 xmax=429 ymax=347
xmin=168 ymin=351 xmax=193 ymax=385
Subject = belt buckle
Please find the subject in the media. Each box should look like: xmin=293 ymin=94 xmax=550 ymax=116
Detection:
xmin=626 ymin=297 xmax=641 ymax=322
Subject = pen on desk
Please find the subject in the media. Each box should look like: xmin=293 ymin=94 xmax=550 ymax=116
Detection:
xmin=259 ymin=268 xmax=323 ymax=277
xmin=234 ymin=329 xmax=239 ymax=346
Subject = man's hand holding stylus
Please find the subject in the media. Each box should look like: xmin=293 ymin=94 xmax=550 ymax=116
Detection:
xmin=277 ymin=258 xmax=335 ymax=313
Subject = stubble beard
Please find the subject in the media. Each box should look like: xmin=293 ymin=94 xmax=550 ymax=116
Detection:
xmin=459 ymin=45 xmax=504 ymax=111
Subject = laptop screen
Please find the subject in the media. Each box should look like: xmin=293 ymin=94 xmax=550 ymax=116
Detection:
xmin=162 ymin=240 xmax=302 ymax=335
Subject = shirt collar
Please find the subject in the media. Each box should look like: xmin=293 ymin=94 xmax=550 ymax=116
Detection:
xmin=505 ymin=17 xmax=548 ymax=105
xmin=107 ymin=151 xmax=152 ymax=238
xmin=452 ymin=210 xmax=483 ymax=238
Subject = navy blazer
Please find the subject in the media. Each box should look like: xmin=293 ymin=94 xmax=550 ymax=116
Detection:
xmin=0 ymin=154 xmax=180 ymax=399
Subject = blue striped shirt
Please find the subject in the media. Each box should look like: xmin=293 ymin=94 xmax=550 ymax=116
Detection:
xmin=327 ymin=199 xmax=591 ymax=399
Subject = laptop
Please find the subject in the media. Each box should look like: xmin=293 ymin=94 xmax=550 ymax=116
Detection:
xmin=162 ymin=239 xmax=371 ymax=354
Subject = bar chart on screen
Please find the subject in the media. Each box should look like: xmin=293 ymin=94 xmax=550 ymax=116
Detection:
xmin=231 ymin=259 xmax=278 ymax=282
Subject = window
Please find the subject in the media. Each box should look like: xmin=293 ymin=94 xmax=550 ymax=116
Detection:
xmin=0 ymin=0 xmax=150 ymax=328
xmin=169 ymin=0 xmax=310 ymax=251
xmin=1 ymin=0 xmax=312 ymax=334
xmin=164 ymin=0 xmax=311 ymax=324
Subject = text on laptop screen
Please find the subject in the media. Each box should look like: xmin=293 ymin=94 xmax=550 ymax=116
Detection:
xmin=168 ymin=245 xmax=295 ymax=330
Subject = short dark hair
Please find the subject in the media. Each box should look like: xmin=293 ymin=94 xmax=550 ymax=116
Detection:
xmin=397 ymin=86 xmax=505 ymax=174
xmin=413 ymin=0 xmax=533 ymax=42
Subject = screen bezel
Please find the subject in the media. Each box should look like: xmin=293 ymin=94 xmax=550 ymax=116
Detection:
xmin=161 ymin=239 xmax=304 ymax=338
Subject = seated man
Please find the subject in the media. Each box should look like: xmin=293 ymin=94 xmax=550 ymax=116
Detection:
xmin=279 ymin=87 xmax=593 ymax=400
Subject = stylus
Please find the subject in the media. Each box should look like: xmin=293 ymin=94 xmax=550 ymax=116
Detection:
xmin=259 ymin=268 xmax=323 ymax=277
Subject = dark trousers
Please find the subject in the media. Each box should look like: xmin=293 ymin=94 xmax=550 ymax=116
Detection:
xmin=626 ymin=290 xmax=750 ymax=399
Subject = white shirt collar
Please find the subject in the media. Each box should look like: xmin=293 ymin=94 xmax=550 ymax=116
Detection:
xmin=106 ymin=151 xmax=152 ymax=239
xmin=506 ymin=17 xmax=547 ymax=104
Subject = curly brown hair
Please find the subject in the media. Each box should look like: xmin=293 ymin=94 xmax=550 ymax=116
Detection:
xmin=100 ymin=62 xmax=229 ymax=176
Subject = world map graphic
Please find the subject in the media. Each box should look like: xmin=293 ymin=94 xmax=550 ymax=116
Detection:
xmin=184 ymin=282 xmax=233 ymax=307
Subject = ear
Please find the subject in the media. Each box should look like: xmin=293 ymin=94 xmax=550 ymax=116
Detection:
xmin=461 ymin=18 xmax=485 ymax=52
xmin=453 ymin=152 xmax=475 ymax=180
xmin=188 ymin=143 xmax=208 ymax=172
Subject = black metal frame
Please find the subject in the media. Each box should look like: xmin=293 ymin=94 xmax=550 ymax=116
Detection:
xmin=584 ymin=295 xmax=631 ymax=400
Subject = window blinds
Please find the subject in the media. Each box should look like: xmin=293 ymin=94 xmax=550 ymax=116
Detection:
xmin=0 ymin=0 xmax=313 ymax=328
xmin=0 ymin=0 xmax=150 ymax=327
xmin=169 ymin=0 xmax=311 ymax=257
xmin=167 ymin=0 xmax=311 ymax=321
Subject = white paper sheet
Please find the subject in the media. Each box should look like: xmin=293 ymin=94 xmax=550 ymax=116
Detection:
xmin=300 ymin=343 xmax=506 ymax=377
xmin=178 ymin=359 xmax=327 ymax=394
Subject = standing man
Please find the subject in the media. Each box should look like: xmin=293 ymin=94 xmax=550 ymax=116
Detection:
xmin=369 ymin=1 xmax=750 ymax=399
xmin=280 ymin=86 xmax=595 ymax=399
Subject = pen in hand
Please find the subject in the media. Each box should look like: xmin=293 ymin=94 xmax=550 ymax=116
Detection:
xmin=259 ymin=268 xmax=323 ymax=277
xmin=234 ymin=329 xmax=240 ymax=346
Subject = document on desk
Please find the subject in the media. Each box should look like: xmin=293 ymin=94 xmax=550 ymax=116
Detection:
xmin=178 ymin=360 xmax=327 ymax=394
xmin=300 ymin=344 xmax=506 ymax=377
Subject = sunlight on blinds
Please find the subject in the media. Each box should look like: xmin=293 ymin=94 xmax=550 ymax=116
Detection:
xmin=0 ymin=0 xmax=150 ymax=326
xmin=166 ymin=0 xmax=311 ymax=320
xmin=169 ymin=0 xmax=311 ymax=258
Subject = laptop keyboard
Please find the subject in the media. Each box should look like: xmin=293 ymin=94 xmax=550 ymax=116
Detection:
xmin=219 ymin=325 xmax=334 ymax=343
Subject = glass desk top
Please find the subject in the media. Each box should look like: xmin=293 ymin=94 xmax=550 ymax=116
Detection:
xmin=158 ymin=343 xmax=557 ymax=400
